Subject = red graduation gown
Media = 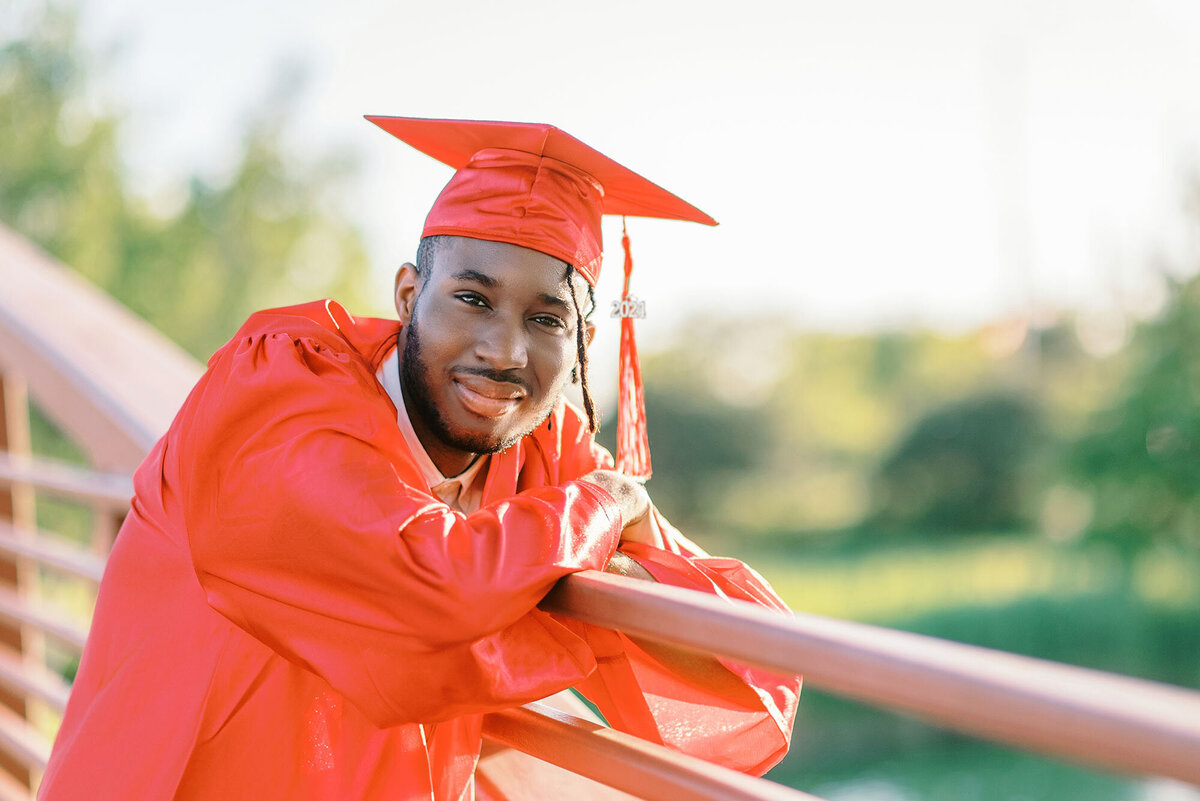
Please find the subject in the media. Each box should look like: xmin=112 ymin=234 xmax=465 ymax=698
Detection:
xmin=39 ymin=301 xmax=799 ymax=800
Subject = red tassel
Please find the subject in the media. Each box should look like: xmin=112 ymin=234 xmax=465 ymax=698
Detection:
xmin=616 ymin=219 xmax=652 ymax=480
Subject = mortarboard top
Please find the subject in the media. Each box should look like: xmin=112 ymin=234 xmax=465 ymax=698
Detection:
xmin=365 ymin=115 xmax=716 ymax=286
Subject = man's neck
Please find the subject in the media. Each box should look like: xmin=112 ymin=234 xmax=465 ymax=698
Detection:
xmin=407 ymin=415 xmax=478 ymax=478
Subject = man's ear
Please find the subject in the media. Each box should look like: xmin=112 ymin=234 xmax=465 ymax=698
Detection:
xmin=394 ymin=262 xmax=420 ymax=324
xmin=584 ymin=321 xmax=597 ymax=348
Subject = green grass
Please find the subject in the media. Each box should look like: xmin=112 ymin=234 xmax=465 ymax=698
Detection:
xmin=734 ymin=536 xmax=1197 ymax=624
xmin=770 ymin=730 xmax=1168 ymax=801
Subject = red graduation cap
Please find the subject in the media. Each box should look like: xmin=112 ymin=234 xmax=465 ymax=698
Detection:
xmin=366 ymin=115 xmax=718 ymax=479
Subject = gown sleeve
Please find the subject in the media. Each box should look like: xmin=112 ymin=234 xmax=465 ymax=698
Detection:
xmin=553 ymin=408 xmax=802 ymax=776
xmin=178 ymin=328 xmax=622 ymax=727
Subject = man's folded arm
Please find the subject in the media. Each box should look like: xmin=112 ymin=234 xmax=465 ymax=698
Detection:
xmin=553 ymin=411 xmax=801 ymax=775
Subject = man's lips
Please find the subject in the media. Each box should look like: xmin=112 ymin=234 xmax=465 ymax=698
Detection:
xmin=452 ymin=374 xmax=526 ymax=418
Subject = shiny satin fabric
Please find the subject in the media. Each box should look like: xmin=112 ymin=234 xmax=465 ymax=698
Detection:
xmin=365 ymin=116 xmax=719 ymax=286
xmin=423 ymin=148 xmax=608 ymax=283
xmin=39 ymin=300 xmax=798 ymax=800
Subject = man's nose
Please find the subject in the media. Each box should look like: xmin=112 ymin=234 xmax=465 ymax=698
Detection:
xmin=475 ymin=315 xmax=529 ymax=370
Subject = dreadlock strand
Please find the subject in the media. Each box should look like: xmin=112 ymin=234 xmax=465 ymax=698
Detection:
xmin=567 ymin=269 xmax=597 ymax=432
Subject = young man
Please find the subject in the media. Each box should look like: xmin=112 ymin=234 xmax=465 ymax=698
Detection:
xmin=40 ymin=118 xmax=800 ymax=800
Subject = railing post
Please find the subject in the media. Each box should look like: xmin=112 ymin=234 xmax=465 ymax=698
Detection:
xmin=0 ymin=374 xmax=36 ymax=791
xmin=90 ymin=506 xmax=120 ymax=557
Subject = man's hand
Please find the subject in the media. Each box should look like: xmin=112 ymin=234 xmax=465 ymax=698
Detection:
xmin=578 ymin=470 xmax=661 ymax=546
xmin=604 ymin=551 xmax=656 ymax=581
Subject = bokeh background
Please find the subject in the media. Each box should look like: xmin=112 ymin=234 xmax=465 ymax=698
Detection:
xmin=4 ymin=1 xmax=1200 ymax=798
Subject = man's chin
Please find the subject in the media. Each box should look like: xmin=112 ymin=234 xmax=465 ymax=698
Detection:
xmin=440 ymin=424 xmax=523 ymax=456
xmin=440 ymin=408 xmax=555 ymax=456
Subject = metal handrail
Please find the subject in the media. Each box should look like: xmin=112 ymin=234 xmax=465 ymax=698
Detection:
xmin=543 ymin=571 xmax=1200 ymax=786
xmin=0 ymin=522 xmax=106 ymax=583
xmin=0 ymin=223 xmax=202 ymax=471
xmin=0 ymin=586 xmax=87 ymax=651
xmin=482 ymin=703 xmax=823 ymax=801
xmin=0 ymin=454 xmax=131 ymax=510
xmin=0 ymin=706 xmax=49 ymax=775
xmin=0 ymin=647 xmax=71 ymax=713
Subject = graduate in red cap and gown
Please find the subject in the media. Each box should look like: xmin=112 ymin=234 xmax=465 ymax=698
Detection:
xmin=39 ymin=117 xmax=801 ymax=800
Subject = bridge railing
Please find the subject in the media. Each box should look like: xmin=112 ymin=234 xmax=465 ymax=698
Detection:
xmin=1 ymin=222 xmax=1198 ymax=800
xmin=0 ymin=220 xmax=196 ymax=800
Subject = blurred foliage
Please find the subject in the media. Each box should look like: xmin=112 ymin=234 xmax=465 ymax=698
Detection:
xmin=637 ymin=381 xmax=769 ymax=526
xmin=1068 ymin=277 xmax=1200 ymax=551
xmin=623 ymin=283 xmax=1200 ymax=559
xmin=0 ymin=5 xmax=372 ymax=359
xmin=621 ymin=316 xmax=1091 ymax=544
xmin=871 ymin=393 xmax=1042 ymax=533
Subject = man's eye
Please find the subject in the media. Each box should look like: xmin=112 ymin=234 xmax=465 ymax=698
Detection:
xmin=532 ymin=315 xmax=566 ymax=330
xmin=456 ymin=293 xmax=489 ymax=308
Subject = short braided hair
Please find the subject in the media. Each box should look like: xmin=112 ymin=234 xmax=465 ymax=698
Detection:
xmin=566 ymin=266 xmax=597 ymax=432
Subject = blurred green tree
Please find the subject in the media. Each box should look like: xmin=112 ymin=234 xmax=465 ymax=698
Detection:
xmin=620 ymin=315 xmax=1063 ymax=540
xmin=639 ymin=383 xmax=770 ymax=528
xmin=870 ymin=393 xmax=1043 ymax=534
xmin=0 ymin=5 xmax=372 ymax=359
xmin=1069 ymin=275 xmax=1200 ymax=550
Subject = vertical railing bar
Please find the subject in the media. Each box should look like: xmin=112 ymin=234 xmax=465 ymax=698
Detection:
xmin=0 ymin=375 xmax=34 ymax=794
xmin=1 ymin=379 xmax=44 ymax=673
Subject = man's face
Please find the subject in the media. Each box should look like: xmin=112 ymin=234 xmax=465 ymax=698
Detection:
xmin=394 ymin=236 xmax=589 ymax=474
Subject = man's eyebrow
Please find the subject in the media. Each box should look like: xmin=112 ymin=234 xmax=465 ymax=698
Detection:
xmin=449 ymin=269 xmax=498 ymax=288
xmin=537 ymin=292 xmax=573 ymax=312
xmin=449 ymin=269 xmax=572 ymax=312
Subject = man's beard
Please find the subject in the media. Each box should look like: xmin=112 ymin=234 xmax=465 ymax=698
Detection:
xmin=400 ymin=308 xmax=558 ymax=457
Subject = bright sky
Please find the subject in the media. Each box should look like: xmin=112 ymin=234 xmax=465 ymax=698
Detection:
xmin=68 ymin=0 xmax=1200 ymax=345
